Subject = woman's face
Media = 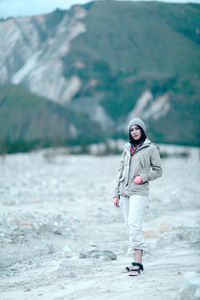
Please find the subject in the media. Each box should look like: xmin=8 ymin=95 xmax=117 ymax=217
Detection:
xmin=129 ymin=125 xmax=142 ymax=140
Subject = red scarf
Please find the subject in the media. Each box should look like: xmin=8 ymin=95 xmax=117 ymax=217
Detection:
xmin=130 ymin=144 xmax=139 ymax=158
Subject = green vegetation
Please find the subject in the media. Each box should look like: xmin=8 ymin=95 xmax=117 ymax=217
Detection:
xmin=152 ymin=77 xmax=200 ymax=145
xmin=62 ymin=1 xmax=200 ymax=146
xmin=1 ymin=1 xmax=200 ymax=152
xmin=0 ymin=84 xmax=105 ymax=154
xmin=64 ymin=2 xmax=200 ymax=77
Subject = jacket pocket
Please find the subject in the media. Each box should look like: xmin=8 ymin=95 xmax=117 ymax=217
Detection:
xmin=130 ymin=180 xmax=149 ymax=193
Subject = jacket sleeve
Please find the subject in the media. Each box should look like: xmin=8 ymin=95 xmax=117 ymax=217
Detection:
xmin=140 ymin=146 xmax=162 ymax=182
xmin=113 ymin=149 xmax=125 ymax=198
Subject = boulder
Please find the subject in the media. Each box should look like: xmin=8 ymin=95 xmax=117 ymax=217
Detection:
xmin=79 ymin=249 xmax=117 ymax=260
xmin=89 ymin=250 xmax=117 ymax=260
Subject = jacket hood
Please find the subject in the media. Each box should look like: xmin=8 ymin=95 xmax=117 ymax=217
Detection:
xmin=128 ymin=117 xmax=146 ymax=134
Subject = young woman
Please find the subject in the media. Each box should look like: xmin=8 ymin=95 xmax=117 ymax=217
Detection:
xmin=113 ymin=117 xmax=162 ymax=276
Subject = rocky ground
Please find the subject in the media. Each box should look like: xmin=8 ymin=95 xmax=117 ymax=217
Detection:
xmin=0 ymin=145 xmax=200 ymax=300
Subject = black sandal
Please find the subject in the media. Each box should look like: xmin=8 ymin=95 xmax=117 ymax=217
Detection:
xmin=121 ymin=262 xmax=136 ymax=273
xmin=128 ymin=263 xmax=144 ymax=276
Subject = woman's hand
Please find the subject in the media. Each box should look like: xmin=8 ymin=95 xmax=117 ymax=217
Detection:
xmin=113 ymin=197 xmax=120 ymax=207
xmin=134 ymin=176 xmax=143 ymax=184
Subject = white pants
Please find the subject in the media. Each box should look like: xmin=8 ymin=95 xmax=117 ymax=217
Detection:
xmin=120 ymin=195 xmax=148 ymax=254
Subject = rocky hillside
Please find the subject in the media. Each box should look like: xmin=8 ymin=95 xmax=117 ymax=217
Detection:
xmin=0 ymin=1 xmax=200 ymax=151
xmin=0 ymin=84 xmax=104 ymax=153
xmin=0 ymin=7 xmax=87 ymax=104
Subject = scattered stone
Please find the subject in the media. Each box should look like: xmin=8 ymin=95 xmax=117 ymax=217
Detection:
xmin=176 ymin=229 xmax=190 ymax=241
xmin=12 ymin=225 xmax=20 ymax=231
xmin=0 ymin=239 xmax=13 ymax=243
xmin=38 ymin=242 xmax=55 ymax=255
xmin=8 ymin=218 xmax=19 ymax=224
xmin=79 ymin=249 xmax=117 ymax=260
xmin=189 ymin=229 xmax=200 ymax=248
xmin=98 ymin=255 xmax=112 ymax=262
xmin=178 ymin=272 xmax=200 ymax=300
xmin=145 ymin=223 xmax=172 ymax=239
xmin=156 ymin=232 xmax=178 ymax=248
xmin=35 ymin=223 xmax=49 ymax=234
xmin=79 ymin=250 xmax=88 ymax=259
xmin=53 ymin=229 xmax=62 ymax=235
xmin=60 ymin=285 xmax=65 ymax=290
xmin=68 ymin=272 xmax=77 ymax=278
xmin=155 ymin=227 xmax=199 ymax=248
xmin=89 ymin=250 xmax=117 ymax=260
xmin=96 ymin=268 xmax=103 ymax=272
xmin=178 ymin=271 xmax=182 ymax=275
xmin=33 ymin=199 xmax=40 ymax=203
xmin=21 ymin=221 xmax=33 ymax=226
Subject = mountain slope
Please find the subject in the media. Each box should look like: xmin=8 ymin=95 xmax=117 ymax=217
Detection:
xmin=0 ymin=7 xmax=87 ymax=104
xmin=64 ymin=2 xmax=200 ymax=77
xmin=0 ymin=1 xmax=200 ymax=148
xmin=0 ymin=84 xmax=104 ymax=153
xmin=63 ymin=1 xmax=200 ymax=145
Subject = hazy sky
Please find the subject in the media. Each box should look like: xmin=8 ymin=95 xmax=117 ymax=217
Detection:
xmin=0 ymin=0 xmax=199 ymax=19
xmin=0 ymin=0 xmax=92 ymax=18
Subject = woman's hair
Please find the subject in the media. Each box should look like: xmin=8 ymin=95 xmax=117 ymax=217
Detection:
xmin=129 ymin=125 xmax=147 ymax=145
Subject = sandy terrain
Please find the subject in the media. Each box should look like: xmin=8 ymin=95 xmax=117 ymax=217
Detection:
xmin=0 ymin=146 xmax=200 ymax=300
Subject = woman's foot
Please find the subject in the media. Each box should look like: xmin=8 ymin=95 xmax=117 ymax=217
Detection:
xmin=121 ymin=262 xmax=136 ymax=273
xmin=128 ymin=263 xmax=144 ymax=276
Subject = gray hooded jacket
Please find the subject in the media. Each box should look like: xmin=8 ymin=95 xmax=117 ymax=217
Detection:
xmin=114 ymin=118 xmax=162 ymax=198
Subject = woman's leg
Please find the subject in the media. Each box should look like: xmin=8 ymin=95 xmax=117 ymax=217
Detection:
xmin=128 ymin=195 xmax=148 ymax=274
xmin=134 ymin=249 xmax=143 ymax=264
xmin=120 ymin=196 xmax=137 ymax=273
xmin=120 ymin=195 xmax=129 ymax=227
